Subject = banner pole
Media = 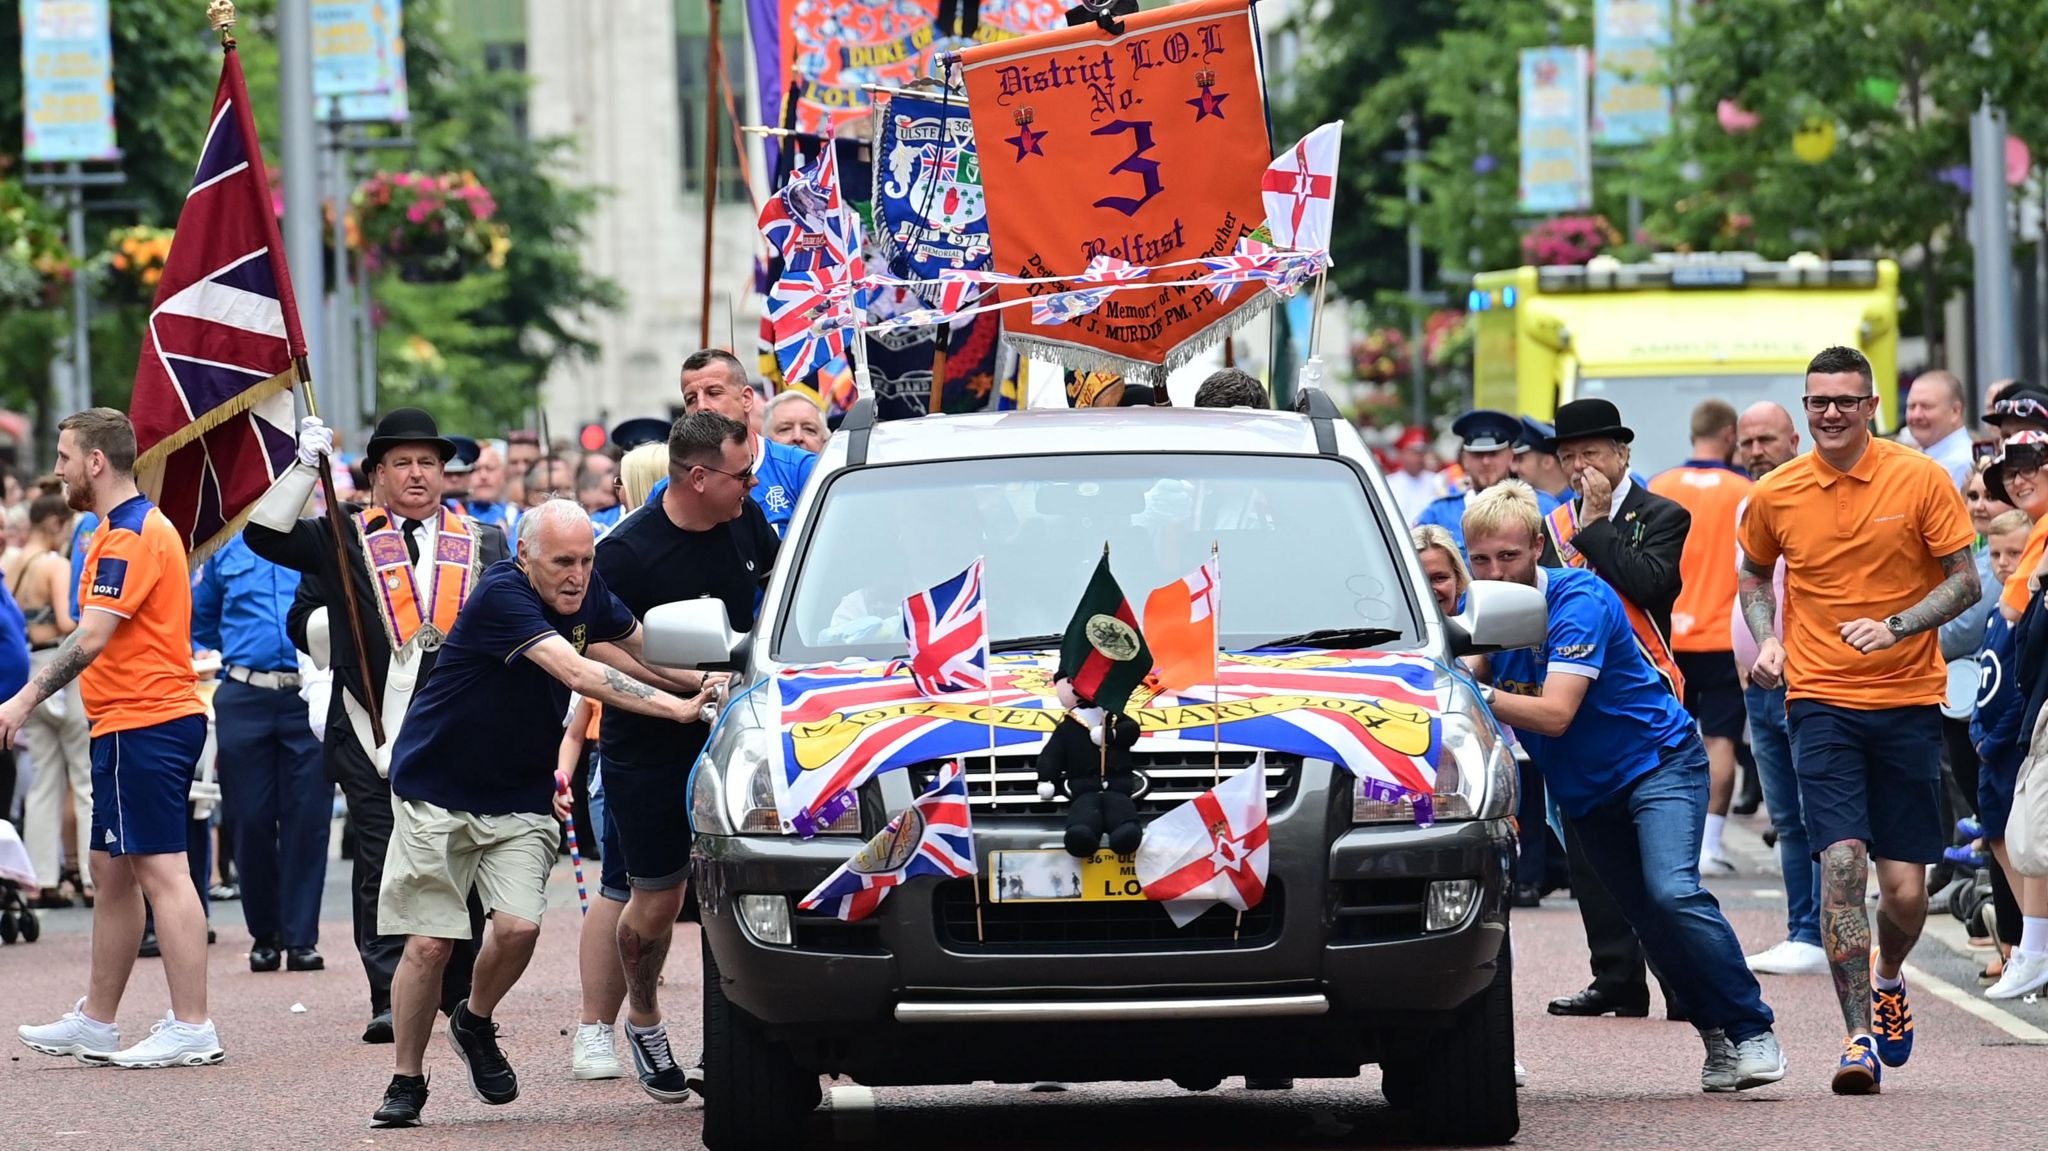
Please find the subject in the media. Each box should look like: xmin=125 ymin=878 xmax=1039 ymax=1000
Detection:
xmin=928 ymin=322 xmax=950 ymax=416
xmin=1299 ymin=269 xmax=1329 ymax=395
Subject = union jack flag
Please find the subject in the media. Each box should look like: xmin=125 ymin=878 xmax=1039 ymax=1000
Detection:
xmin=759 ymin=141 xmax=859 ymax=275
xmin=1198 ymin=239 xmax=1321 ymax=303
xmin=130 ymin=46 xmax=306 ymax=564
xmin=903 ymin=559 xmax=989 ymax=696
xmin=799 ymin=761 xmax=977 ymax=921
xmin=1031 ymin=255 xmax=1151 ymax=325
xmin=767 ymin=269 xmax=856 ymax=380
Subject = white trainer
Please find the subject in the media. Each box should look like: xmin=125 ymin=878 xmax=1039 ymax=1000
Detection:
xmin=1985 ymin=950 xmax=2048 ymax=1000
xmin=572 ymin=1022 xmax=627 ymax=1080
xmin=106 ymin=1015 xmax=224 ymax=1068
xmin=1513 ymin=1058 xmax=1528 ymax=1088
xmin=1698 ymin=854 xmax=1737 ymax=877
xmin=17 ymin=999 xmax=120 ymax=1064
xmin=1746 ymin=939 xmax=1829 ymax=975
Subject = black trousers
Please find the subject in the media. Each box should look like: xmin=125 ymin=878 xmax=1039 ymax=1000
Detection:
xmin=327 ymin=711 xmax=482 ymax=1015
xmin=1562 ymin=816 xmax=1680 ymax=1011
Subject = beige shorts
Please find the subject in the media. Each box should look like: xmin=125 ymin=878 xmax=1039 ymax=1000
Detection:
xmin=377 ymin=797 xmax=559 ymax=939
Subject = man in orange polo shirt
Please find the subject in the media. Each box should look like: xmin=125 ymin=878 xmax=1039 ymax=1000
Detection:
xmin=1650 ymin=400 xmax=1754 ymax=875
xmin=5 ymin=409 xmax=221 ymax=1069
xmin=1738 ymin=347 xmax=1978 ymax=1096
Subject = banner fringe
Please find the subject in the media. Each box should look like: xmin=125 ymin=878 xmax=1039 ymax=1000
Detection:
xmin=996 ymin=288 xmax=1279 ymax=386
xmin=133 ymin=366 xmax=298 ymax=477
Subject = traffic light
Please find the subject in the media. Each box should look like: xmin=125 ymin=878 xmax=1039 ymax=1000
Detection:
xmin=578 ymin=422 xmax=606 ymax=452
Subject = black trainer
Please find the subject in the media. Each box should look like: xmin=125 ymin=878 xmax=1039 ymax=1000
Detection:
xmin=371 ymin=1074 xmax=429 ymax=1128
xmin=624 ymin=1021 xmax=692 ymax=1103
xmin=446 ymin=1000 xmax=519 ymax=1105
xmin=684 ymin=1057 xmax=705 ymax=1094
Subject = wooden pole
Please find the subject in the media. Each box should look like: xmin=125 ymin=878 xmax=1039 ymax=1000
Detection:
xmin=699 ymin=0 xmax=723 ymax=349
xmin=928 ymin=322 xmax=951 ymax=416
xmin=295 ymin=355 xmax=386 ymax=746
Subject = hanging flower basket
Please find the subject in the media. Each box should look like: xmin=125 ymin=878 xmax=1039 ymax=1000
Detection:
xmin=1520 ymin=215 xmax=1621 ymax=267
xmin=353 ymin=169 xmax=511 ymax=282
xmin=0 ymin=180 xmax=76 ymax=308
xmin=1350 ymin=326 xmax=1411 ymax=386
xmin=96 ymin=225 xmax=175 ymax=304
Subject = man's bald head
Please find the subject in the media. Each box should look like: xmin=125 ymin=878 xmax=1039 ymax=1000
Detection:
xmin=1736 ymin=401 xmax=1800 ymax=476
xmin=1905 ymin=369 xmax=1965 ymax=447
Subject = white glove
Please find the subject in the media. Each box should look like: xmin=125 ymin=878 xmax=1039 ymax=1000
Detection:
xmin=1037 ymin=781 xmax=1057 ymax=800
xmin=1134 ymin=479 xmax=1196 ymax=529
xmin=296 ymin=416 xmax=335 ymax=468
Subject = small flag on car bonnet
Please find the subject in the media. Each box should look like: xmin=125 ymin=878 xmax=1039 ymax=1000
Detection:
xmin=1057 ymin=548 xmax=1152 ymax=714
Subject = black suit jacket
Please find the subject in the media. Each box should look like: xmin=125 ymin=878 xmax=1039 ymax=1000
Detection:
xmin=1564 ymin=481 xmax=1690 ymax=642
xmin=245 ymin=505 xmax=509 ymax=712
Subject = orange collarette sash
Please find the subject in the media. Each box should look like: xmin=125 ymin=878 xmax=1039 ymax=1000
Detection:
xmin=355 ymin=506 xmax=476 ymax=654
xmin=1545 ymin=502 xmax=1686 ymax=699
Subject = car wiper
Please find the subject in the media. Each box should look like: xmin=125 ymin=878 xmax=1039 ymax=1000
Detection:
xmin=987 ymin=633 xmax=1065 ymax=653
xmin=1256 ymin=627 xmax=1404 ymax=649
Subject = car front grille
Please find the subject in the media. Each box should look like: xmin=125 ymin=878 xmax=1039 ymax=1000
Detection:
xmin=909 ymin=751 xmax=1301 ymax=818
xmin=932 ymin=878 xmax=1282 ymax=951
xmin=1330 ymin=877 xmax=1428 ymax=942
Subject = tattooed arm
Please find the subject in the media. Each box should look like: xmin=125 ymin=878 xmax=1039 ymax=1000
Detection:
xmin=1839 ymin=546 xmax=1981 ymax=655
xmin=586 ymin=630 xmax=723 ymax=697
xmin=0 ymin=608 xmax=120 ymax=746
xmin=521 ymin=634 xmax=708 ymax=724
xmin=1738 ymin=559 xmax=1787 ymax=690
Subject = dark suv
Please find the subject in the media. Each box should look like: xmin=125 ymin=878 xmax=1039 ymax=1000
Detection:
xmin=648 ymin=395 xmax=1545 ymax=1149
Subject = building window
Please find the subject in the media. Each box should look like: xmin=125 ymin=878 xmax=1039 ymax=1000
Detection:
xmin=676 ymin=33 xmax=750 ymax=199
xmin=481 ymin=41 xmax=529 ymax=139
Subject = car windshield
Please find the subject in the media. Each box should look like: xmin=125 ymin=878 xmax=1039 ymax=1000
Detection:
xmin=774 ymin=452 xmax=1423 ymax=663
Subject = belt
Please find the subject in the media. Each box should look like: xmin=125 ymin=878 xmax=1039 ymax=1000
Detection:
xmin=227 ymin=665 xmax=302 ymax=691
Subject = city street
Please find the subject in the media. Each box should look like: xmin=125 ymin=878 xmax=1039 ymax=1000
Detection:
xmin=6 ymin=820 xmax=2044 ymax=1150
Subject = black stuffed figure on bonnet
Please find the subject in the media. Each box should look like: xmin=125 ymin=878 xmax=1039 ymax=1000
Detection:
xmin=1036 ymin=550 xmax=1154 ymax=858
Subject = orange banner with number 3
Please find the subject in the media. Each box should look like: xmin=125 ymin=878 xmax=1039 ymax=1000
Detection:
xmin=958 ymin=0 xmax=1271 ymax=381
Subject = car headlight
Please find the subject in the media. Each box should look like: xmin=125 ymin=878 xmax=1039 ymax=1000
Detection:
xmin=691 ymin=724 xmax=860 ymax=837
xmin=1353 ymin=682 xmax=1516 ymax=823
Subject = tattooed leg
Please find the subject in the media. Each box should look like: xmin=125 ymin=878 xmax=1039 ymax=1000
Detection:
xmin=1820 ymin=840 xmax=1873 ymax=1034
xmin=1872 ymin=857 xmax=1928 ymax=980
xmin=617 ymin=884 xmax=687 ymax=1027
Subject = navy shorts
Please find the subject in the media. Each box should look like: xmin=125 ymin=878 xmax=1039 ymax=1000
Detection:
xmin=1787 ymin=700 xmax=1944 ymax=864
xmin=1676 ymin=650 xmax=1747 ymax=741
xmin=592 ymin=755 xmax=630 ymax=904
xmin=90 ymin=713 xmax=207 ymax=857
xmin=1979 ymin=752 xmax=2021 ymax=840
xmin=601 ymin=753 xmax=693 ymax=892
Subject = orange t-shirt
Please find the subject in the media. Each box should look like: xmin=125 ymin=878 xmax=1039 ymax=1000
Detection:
xmin=2001 ymin=515 xmax=2048 ymax=618
xmin=77 ymin=495 xmax=205 ymax=737
xmin=1737 ymin=438 xmax=1976 ymax=708
xmin=1650 ymin=462 xmax=1754 ymax=653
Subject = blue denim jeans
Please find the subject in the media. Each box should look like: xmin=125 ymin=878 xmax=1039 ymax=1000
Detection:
xmin=1568 ymin=733 xmax=1776 ymax=1041
xmin=1745 ymin=682 xmax=1819 ymax=947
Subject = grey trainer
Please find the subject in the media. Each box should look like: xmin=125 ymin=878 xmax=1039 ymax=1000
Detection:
xmin=1699 ymin=1028 xmax=1739 ymax=1093
xmin=1732 ymin=1030 xmax=1787 ymax=1090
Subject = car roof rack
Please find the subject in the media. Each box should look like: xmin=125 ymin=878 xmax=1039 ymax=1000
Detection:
xmin=1297 ymin=387 xmax=1340 ymax=456
xmin=841 ymin=397 xmax=878 ymax=467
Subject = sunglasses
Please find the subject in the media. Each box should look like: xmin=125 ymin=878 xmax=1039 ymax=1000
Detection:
xmin=694 ymin=461 xmax=755 ymax=484
xmin=1991 ymin=396 xmax=2048 ymax=424
xmin=1800 ymin=393 xmax=1874 ymax=414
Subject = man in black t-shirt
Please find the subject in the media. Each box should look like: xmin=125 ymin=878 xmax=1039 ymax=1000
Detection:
xmin=369 ymin=500 xmax=717 ymax=1129
xmin=594 ymin=411 xmax=780 ymax=1103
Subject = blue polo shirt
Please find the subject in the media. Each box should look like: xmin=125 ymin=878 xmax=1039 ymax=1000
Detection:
xmin=191 ymin=534 xmax=301 ymax=672
xmin=0 ymin=581 xmax=28 ymax=699
xmin=589 ymin=503 xmax=626 ymax=539
xmin=388 ymin=560 xmax=637 ymax=816
xmin=1414 ymin=486 xmax=1562 ymax=555
xmin=644 ymin=434 xmax=817 ymax=538
xmin=68 ymin=512 xmax=98 ymax=619
xmin=1490 ymin=566 xmax=1695 ymax=818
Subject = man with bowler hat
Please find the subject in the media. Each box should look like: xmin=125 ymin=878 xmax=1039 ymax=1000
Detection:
xmin=244 ymin=408 xmax=510 ymax=1042
xmin=1415 ymin=410 xmax=1562 ymax=553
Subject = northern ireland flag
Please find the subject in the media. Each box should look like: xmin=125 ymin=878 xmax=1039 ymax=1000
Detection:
xmin=1261 ymin=121 xmax=1342 ymax=256
xmin=799 ymin=761 xmax=977 ymax=922
xmin=1135 ymin=754 xmax=1270 ymax=927
xmin=130 ymin=46 xmax=306 ymax=565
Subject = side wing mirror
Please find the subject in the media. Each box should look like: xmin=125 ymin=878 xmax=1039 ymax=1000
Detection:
xmin=643 ymin=599 xmax=743 ymax=669
xmin=1447 ymin=580 xmax=1548 ymax=656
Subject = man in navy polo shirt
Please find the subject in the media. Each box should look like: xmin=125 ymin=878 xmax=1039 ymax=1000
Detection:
xmin=369 ymin=500 xmax=718 ymax=1128
xmin=1463 ymin=480 xmax=1786 ymax=1094
xmin=644 ymin=349 xmax=817 ymax=537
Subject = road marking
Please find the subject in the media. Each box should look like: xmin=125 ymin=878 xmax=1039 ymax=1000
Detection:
xmin=1903 ymin=960 xmax=2048 ymax=1043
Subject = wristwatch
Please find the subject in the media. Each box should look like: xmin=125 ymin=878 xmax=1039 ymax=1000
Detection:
xmin=1885 ymin=615 xmax=1907 ymax=638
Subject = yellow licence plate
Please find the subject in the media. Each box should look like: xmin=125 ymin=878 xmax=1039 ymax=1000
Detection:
xmin=988 ymin=849 xmax=1144 ymax=903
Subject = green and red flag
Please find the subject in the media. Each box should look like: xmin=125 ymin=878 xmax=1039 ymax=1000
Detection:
xmin=1058 ymin=549 xmax=1153 ymax=715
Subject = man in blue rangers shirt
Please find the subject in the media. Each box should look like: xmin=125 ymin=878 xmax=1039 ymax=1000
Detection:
xmin=1463 ymin=480 xmax=1786 ymax=1094
xmin=643 ymin=348 xmax=816 ymax=537
xmin=367 ymin=500 xmax=718 ymax=1129
xmin=192 ymin=533 xmax=326 ymax=975
xmin=1414 ymin=409 xmax=1562 ymax=553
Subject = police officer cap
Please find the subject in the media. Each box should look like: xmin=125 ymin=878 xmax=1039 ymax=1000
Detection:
xmin=612 ymin=417 xmax=673 ymax=452
xmin=1451 ymin=409 xmax=1522 ymax=452
xmin=444 ymin=435 xmax=481 ymax=475
xmin=1515 ymin=416 xmax=1556 ymax=455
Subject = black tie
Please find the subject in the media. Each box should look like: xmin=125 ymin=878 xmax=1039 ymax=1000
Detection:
xmin=401 ymin=519 xmax=424 ymax=565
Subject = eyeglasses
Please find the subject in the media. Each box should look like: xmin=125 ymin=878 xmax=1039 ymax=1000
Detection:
xmin=1801 ymin=393 xmax=1874 ymax=414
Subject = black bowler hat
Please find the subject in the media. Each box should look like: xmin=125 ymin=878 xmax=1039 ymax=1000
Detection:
xmin=1450 ymin=409 xmax=1522 ymax=452
xmin=1552 ymin=398 xmax=1635 ymax=445
xmin=1987 ymin=386 xmax=2048 ymax=431
xmin=612 ymin=417 xmax=673 ymax=452
xmin=364 ymin=407 xmax=457 ymax=470
xmin=444 ymin=435 xmax=481 ymax=475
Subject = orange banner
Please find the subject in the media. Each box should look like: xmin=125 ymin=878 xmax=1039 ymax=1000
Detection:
xmin=958 ymin=0 xmax=1271 ymax=381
